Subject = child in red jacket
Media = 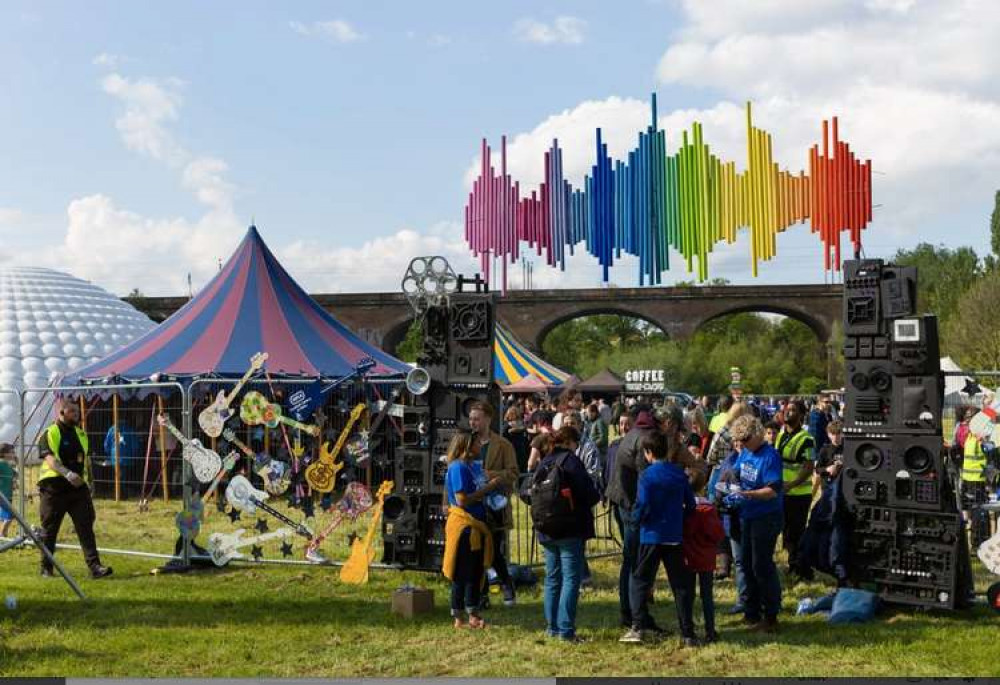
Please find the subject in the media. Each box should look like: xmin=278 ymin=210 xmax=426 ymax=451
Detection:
xmin=683 ymin=489 xmax=726 ymax=643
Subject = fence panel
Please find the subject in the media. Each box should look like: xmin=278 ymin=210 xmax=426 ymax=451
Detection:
xmin=13 ymin=383 xmax=186 ymax=559
xmin=187 ymin=376 xmax=403 ymax=566
xmin=0 ymin=388 xmax=20 ymax=535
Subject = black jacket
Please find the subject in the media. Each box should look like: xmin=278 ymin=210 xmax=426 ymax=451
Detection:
xmin=605 ymin=413 xmax=659 ymax=511
xmin=536 ymin=447 xmax=601 ymax=542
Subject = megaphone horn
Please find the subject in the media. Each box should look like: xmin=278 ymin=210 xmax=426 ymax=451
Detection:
xmin=405 ymin=367 xmax=431 ymax=396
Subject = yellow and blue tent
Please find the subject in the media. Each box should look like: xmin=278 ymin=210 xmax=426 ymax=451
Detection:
xmin=494 ymin=323 xmax=570 ymax=388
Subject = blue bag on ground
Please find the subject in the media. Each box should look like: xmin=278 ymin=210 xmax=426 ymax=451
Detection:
xmin=829 ymin=588 xmax=878 ymax=624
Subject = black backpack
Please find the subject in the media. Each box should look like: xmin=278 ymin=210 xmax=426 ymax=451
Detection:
xmin=530 ymin=453 xmax=577 ymax=538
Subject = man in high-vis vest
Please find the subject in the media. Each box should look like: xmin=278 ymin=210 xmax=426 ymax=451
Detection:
xmin=962 ymin=431 xmax=990 ymax=547
xmin=775 ymin=401 xmax=815 ymax=579
xmin=37 ymin=399 xmax=112 ymax=578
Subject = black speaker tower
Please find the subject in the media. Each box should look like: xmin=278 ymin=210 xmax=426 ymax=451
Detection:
xmin=382 ymin=272 xmax=499 ymax=571
xmin=841 ymin=259 xmax=971 ymax=609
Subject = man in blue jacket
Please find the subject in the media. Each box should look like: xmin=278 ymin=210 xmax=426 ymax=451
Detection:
xmin=620 ymin=430 xmax=697 ymax=646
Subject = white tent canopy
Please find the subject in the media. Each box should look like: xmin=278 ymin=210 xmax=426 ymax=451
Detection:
xmin=941 ymin=356 xmax=993 ymax=406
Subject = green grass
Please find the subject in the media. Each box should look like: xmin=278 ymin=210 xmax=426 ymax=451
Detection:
xmin=1 ymin=496 xmax=999 ymax=677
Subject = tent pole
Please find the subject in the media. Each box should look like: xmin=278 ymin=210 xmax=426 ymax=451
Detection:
xmin=79 ymin=396 xmax=92 ymax=486
xmin=157 ymin=395 xmax=169 ymax=502
xmin=113 ymin=394 xmax=121 ymax=502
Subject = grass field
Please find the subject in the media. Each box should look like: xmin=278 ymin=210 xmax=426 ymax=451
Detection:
xmin=1 ymin=495 xmax=999 ymax=678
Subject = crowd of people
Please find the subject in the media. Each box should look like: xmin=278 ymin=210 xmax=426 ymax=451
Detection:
xmin=442 ymin=387 xmax=998 ymax=645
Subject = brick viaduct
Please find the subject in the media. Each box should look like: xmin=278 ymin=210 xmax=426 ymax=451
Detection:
xmin=132 ymin=284 xmax=842 ymax=355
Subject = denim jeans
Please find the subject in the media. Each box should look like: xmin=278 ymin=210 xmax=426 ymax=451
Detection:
xmin=614 ymin=505 xmax=640 ymax=624
xmin=695 ymin=570 xmax=716 ymax=636
xmin=449 ymin=528 xmax=484 ymax=617
xmin=730 ymin=536 xmax=748 ymax=607
xmin=542 ymin=537 xmax=585 ymax=639
xmin=740 ymin=510 xmax=783 ymax=622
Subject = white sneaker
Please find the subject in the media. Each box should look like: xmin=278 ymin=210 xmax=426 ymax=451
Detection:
xmin=305 ymin=547 xmax=328 ymax=564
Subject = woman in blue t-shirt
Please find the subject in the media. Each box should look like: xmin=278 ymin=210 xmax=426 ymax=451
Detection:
xmin=443 ymin=430 xmax=502 ymax=629
xmin=720 ymin=415 xmax=784 ymax=633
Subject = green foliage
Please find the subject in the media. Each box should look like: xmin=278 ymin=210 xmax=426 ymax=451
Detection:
xmin=991 ymin=190 xmax=1000 ymax=261
xmin=545 ymin=313 xmax=828 ymax=395
xmin=394 ymin=319 xmax=422 ymax=363
xmin=944 ymin=275 xmax=1000 ymax=370
xmin=797 ymin=376 xmax=826 ymax=395
xmin=541 ymin=314 xmax=666 ymax=375
xmin=891 ymin=243 xmax=982 ymax=328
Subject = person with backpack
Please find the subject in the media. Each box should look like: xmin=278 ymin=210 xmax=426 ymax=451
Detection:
xmin=530 ymin=425 xmax=600 ymax=643
xmin=619 ymin=431 xmax=698 ymax=646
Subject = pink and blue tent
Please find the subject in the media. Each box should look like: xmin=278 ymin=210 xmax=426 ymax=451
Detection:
xmin=64 ymin=225 xmax=409 ymax=384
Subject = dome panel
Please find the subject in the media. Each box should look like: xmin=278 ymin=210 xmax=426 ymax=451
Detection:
xmin=0 ymin=266 xmax=155 ymax=444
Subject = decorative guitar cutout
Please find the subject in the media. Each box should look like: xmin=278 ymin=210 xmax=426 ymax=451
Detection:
xmin=198 ymin=352 xmax=269 ymax=438
xmin=240 ymin=391 xmax=321 ymax=436
xmin=340 ymin=480 xmax=393 ymax=584
xmin=225 ymin=474 xmax=313 ymax=539
xmin=970 ymin=397 xmax=1000 ymax=442
xmin=979 ymin=526 xmax=1000 ymax=575
xmin=306 ymin=403 xmax=367 ymax=493
xmin=176 ymin=450 xmax=239 ymax=538
xmin=158 ymin=414 xmax=223 ymax=483
xmin=223 ymin=428 xmax=290 ymax=496
xmin=305 ymin=482 xmax=374 ymax=562
xmin=208 ymin=527 xmax=292 ymax=566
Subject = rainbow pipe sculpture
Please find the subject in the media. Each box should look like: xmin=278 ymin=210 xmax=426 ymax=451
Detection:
xmin=464 ymin=95 xmax=872 ymax=292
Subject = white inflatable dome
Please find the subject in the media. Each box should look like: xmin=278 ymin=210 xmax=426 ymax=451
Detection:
xmin=0 ymin=267 xmax=156 ymax=446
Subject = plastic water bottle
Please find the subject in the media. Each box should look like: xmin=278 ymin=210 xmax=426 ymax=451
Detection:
xmin=4 ymin=595 xmax=16 ymax=611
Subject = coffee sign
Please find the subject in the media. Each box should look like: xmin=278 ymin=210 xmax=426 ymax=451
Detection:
xmin=625 ymin=369 xmax=665 ymax=393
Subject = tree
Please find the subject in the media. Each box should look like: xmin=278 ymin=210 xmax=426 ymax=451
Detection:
xmin=944 ymin=276 xmax=1000 ymax=370
xmin=394 ymin=320 xmax=423 ymax=363
xmin=991 ymin=190 xmax=1000 ymax=262
xmin=892 ymin=243 xmax=982 ymax=326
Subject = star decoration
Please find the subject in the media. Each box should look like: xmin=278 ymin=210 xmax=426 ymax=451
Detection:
xmin=280 ymin=541 xmax=294 ymax=558
xmin=347 ymin=532 xmax=359 ymax=546
xmin=227 ymin=508 xmax=242 ymax=523
xmin=250 ymin=544 xmax=264 ymax=561
xmin=962 ymin=378 xmax=983 ymax=396
xmin=255 ymin=518 xmax=269 ymax=533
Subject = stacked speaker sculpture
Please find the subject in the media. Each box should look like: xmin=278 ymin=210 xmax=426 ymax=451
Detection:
xmin=841 ymin=259 xmax=972 ymax=609
xmin=381 ymin=257 xmax=500 ymax=570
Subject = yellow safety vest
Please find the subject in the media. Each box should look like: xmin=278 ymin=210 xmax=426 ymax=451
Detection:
xmin=777 ymin=427 xmax=815 ymax=496
xmin=962 ymin=434 xmax=986 ymax=483
xmin=38 ymin=423 xmax=89 ymax=483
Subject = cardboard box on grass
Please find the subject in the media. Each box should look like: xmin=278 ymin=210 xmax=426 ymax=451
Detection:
xmin=392 ymin=586 xmax=434 ymax=618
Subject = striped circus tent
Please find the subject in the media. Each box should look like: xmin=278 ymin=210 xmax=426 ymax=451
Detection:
xmin=494 ymin=323 xmax=570 ymax=388
xmin=63 ymin=225 xmax=409 ymax=384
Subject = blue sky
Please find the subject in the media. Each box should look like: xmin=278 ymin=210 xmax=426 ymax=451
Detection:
xmin=1 ymin=0 xmax=998 ymax=295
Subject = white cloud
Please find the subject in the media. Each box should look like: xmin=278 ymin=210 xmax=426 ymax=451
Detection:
xmin=101 ymin=73 xmax=185 ymax=164
xmin=92 ymin=52 xmax=124 ymax=68
xmin=290 ymin=19 xmax=365 ymax=43
xmin=14 ymin=70 xmax=245 ymax=295
xmin=278 ymin=222 xmax=479 ymax=293
xmin=57 ymin=194 xmax=242 ymax=294
xmin=0 ymin=208 xmax=25 ymax=227
xmin=513 ymin=16 xmax=587 ymax=45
